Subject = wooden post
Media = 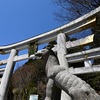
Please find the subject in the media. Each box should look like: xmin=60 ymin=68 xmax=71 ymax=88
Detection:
xmin=0 ymin=49 xmax=17 ymax=100
xmin=57 ymin=33 xmax=72 ymax=100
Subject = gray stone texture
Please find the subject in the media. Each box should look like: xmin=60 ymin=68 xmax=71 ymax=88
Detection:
xmin=45 ymin=50 xmax=100 ymax=100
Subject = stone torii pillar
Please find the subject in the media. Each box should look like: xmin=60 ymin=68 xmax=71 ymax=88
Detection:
xmin=57 ymin=33 xmax=72 ymax=100
xmin=0 ymin=49 xmax=17 ymax=100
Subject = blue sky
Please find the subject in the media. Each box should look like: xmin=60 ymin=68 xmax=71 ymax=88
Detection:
xmin=0 ymin=0 xmax=64 ymax=68
xmin=0 ymin=0 xmax=62 ymax=45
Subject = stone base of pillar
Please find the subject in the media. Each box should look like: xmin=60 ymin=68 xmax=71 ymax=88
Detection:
xmin=61 ymin=90 xmax=72 ymax=100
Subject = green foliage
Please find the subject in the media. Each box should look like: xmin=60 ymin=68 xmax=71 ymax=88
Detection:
xmin=12 ymin=79 xmax=38 ymax=100
xmin=9 ymin=58 xmax=46 ymax=100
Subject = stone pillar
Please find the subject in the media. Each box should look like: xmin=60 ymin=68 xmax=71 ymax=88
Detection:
xmin=57 ymin=33 xmax=69 ymax=71
xmin=0 ymin=49 xmax=17 ymax=100
xmin=57 ymin=33 xmax=72 ymax=100
xmin=60 ymin=91 xmax=72 ymax=100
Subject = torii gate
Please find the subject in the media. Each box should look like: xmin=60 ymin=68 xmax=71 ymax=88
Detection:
xmin=0 ymin=6 xmax=100 ymax=100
